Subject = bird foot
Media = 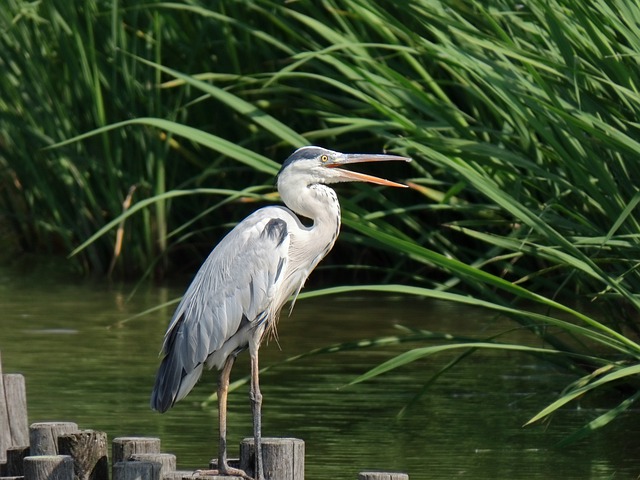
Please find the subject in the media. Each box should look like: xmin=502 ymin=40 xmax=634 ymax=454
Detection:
xmin=192 ymin=467 xmax=254 ymax=480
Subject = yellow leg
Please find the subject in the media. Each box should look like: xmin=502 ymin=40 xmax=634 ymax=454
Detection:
xmin=214 ymin=354 xmax=253 ymax=479
xmin=217 ymin=354 xmax=235 ymax=472
xmin=250 ymin=351 xmax=264 ymax=480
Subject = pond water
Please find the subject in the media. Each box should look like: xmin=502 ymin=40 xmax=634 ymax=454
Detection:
xmin=1 ymin=267 xmax=639 ymax=479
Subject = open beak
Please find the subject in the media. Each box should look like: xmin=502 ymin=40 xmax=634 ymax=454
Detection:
xmin=325 ymin=153 xmax=412 ymax=188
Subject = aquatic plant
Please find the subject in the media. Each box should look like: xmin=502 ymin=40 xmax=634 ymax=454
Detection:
xmin=2 ymin=0 xmax=640 ymax=442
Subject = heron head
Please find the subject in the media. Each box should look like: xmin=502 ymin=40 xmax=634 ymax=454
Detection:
xmin=278 ymin=146 xmax=411 ymax=188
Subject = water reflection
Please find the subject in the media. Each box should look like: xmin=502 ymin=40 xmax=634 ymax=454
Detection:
xmin=2 ymin=275 xmax=639 ymax=479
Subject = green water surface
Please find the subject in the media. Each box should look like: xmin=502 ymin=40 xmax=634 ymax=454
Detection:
xmin=1 ymin=271 xmax=639 ymax=479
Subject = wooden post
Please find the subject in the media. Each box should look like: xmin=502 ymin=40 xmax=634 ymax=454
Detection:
xmin=23 ymin=455 xmax=74 ymax=480
xmin=358 ymin=473 xmax=409 ymax=480
xmin=240 ymin=437 xmax=304 ymax=480
xmin=112 ymin=461 xmax=160 ymax=480
xmin=3 ymin=375 xmax=29 ymax=446
xmin=0 ymin=351 xmax=10 ymax=464
xmin=30 ymin=423 xmax=79 ymax=456
xmin=57 ymin=430 xmax=108 ymax=480
xmin=2 ymin=445 xmax=29 ymax=476
xmin=129 ymin=453 xmax=176 ymax=477
xmin=0 ymin=352 xmax=29 ymax=464
xmin=111 ymin=437 xmax=161 ymax=480
xmin=112 ymin=438 xmax=161 ymax=464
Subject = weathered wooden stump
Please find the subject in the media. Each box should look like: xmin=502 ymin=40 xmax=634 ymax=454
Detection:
xmin=2 ymin=446 xmax=29 ymax=476
xmin=112 ymin=437 xmax=161 ymax=480
xmin=23 ymin=455 xmax=74 ymax=480
xmin=358 ymin=472 xmax=409 ymax=480
xmin=29 ymin=423 xmax=79 ymax=456
xmin=58 ymin=430 xmax=108 ymax=480
xmin=130 ymin=453 xmax=176 ymax=478
xmin=0 ymin=352 xmax=29 ymax=464
xmin=239 ymin=437 xmax=304 ymax=480
xmin=112 ymin=438 xmax=161 ymax=464
xmin=113 ymin=461 xmax=160 ymax=480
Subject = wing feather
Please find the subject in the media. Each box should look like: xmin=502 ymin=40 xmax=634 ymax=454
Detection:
xmin=150 ymin=207 xmax=291 ymax=412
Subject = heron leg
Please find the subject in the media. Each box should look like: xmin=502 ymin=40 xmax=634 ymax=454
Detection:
xmin=195 ymin=354 xmax=252 ymax=479
xmin=250 ymin=351 xmax=264 ymax=480
xmin=217 ymin=354 xmax=236 ymax=473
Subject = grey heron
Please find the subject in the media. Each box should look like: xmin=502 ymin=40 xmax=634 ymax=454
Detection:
xmin=150 ymin=146 xmax=410 ymax=479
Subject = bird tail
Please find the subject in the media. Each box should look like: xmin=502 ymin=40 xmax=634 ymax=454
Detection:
xmin=150 ymin=351 xmax=203 ymax=413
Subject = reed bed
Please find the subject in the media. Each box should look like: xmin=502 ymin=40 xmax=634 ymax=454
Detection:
xmin=2 ymin=0 xmax=640 ymax=440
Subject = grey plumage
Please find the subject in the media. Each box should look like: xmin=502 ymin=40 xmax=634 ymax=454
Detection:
xmin=150 ymin=146 xmax=410 ymax=479
xmin=151 ymin=207 xmax=300 ymax=412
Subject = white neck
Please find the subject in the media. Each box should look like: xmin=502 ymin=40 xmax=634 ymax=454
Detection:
xmin=278 ymin=174 xmax=342 ymax=263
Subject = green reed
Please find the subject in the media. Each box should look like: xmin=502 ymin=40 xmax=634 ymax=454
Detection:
xmin=3 ymin=0 xmax=640 ymax=440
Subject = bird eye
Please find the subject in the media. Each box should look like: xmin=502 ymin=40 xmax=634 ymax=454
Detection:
xmin=320 ymin=155 xmax=329 ymax=163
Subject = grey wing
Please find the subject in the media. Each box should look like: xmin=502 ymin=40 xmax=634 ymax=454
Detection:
xmin=150 ymin=207 xmax=290 ymax=412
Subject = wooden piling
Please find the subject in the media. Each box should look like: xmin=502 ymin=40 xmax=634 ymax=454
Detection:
xmin=29 ymin=423 xmax=79 ymax=456
xmin=239 ymin=437 xmax=304 ymax=480
xmin=112 ymin=461 xmax=160 ymax=480
xmin=0 ymin=351 xmax=29 ymax=464
xmin=129 ymin=453 xmax=176 ymax=477
xmin=358 ymin=472 xmax=409 ymax=480
xmin=2 ymin=375 xmax=29 ymax=447
xmin=2 ymin=446 xmax=29 ymax=476
xmin=57 ymin=430 xmax=108 ymax=480
xmin=23 ymin=455 xmax=74 ymax=480
xmin=0 ymin=352 xmax=10 ymax=465
xmin=112 ymin=438 xmax=161 ymax=464
xmin=112 ymin=437 xmax=161 ymax=480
